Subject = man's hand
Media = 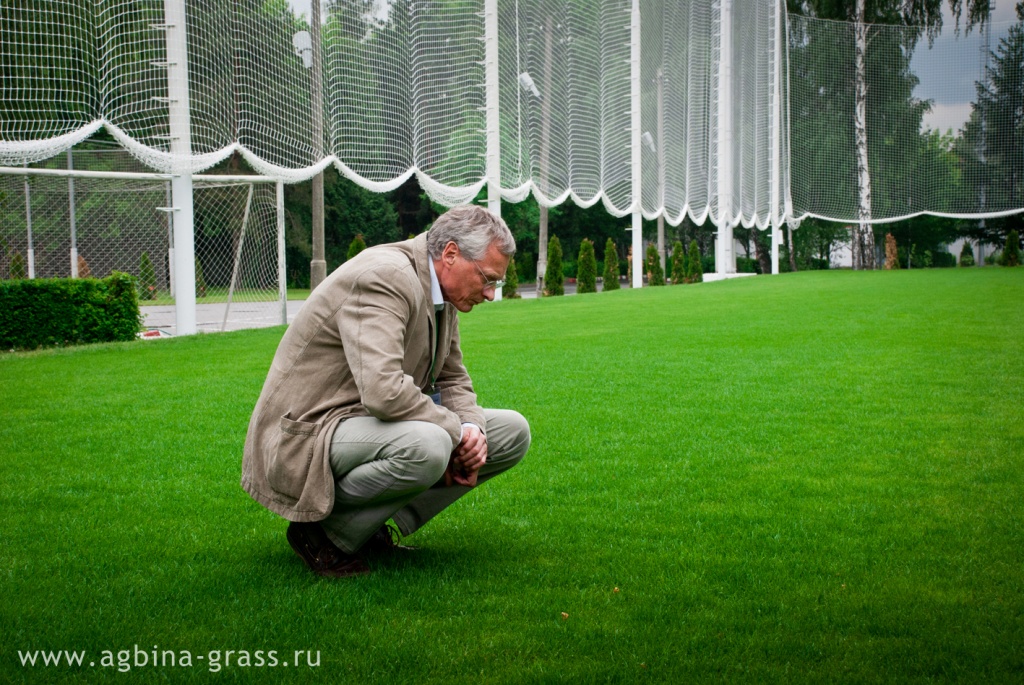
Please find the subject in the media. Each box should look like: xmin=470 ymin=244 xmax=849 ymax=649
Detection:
xmin=445 ymin=423 xmax=487 ymax=487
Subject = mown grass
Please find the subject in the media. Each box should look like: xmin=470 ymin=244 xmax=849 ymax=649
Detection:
xmin=1 ymin=268 xmax=1022 ymax=684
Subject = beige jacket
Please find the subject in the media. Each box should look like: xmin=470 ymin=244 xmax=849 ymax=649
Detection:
xmin=241 ymin=234 xmax=485 ymax=521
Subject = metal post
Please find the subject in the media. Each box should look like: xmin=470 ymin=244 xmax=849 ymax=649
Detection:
xmin=68 ymin=150 xmax=78 ymax=277
xmin=656 ymin=68 xmax=666 ymax=276
xmin=309 ymin=0 xmax=327 ymax=291
xmin=630 ymin=0 xmax=643 ymax=289
xmin=165 ymin=0 xmax=196 ymax=334
xmin=278 ymin=181 xmax=288 ymax=325
xmin=717 ymin=0 xmax=735 ymax=275
xmin=770 ymin=0 xmax=782 ymax=275
xmin=166 ymin=181 xmax=175 ymax=296
xmin=484 ymin=0 xmax=502 ymax=301
xmin=24 ymin=166 xmax=35 ymax=278
xmin=536 ymin=16 xmax=555 ymax=295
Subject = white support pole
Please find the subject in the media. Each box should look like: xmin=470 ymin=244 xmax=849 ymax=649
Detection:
xmin=769 ymin=0 xmax=783 ymax=275
xmin=716 ymin=0 xmax=735 ymax=276
xmin=630 ymin=0 xmax=643 ymax=289
xmin=278 ymin=181 xmax=287 ymax=326
xmin=484 ymin=0 xmax=502 ymax=301
xmin=656 ymin=68 xmax=666 ymax=276
xmin=166 ymin=181 xmax=175 ymax=297
xmin=24 ymin=166 xmax=35 ymax=278
xmin=68 ymin=150 xmax=78 ymax=277
xmin=222 ymin=184 xmax=254 ymax=332
xmin=165 ymin=0 xmax=196 ymax=334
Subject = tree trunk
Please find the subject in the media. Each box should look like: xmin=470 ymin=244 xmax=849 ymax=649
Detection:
xmin=787 ymin=224 xmax=797 ymax=272
xmin=536 ymin=17 xmax=555 ymax=293
xmin=852 ymin=0 xmax=875 ymax=269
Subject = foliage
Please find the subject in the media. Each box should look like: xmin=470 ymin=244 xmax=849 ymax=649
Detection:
xmin=347 ymin=234 xmax=367 ymax=262
xmin=77 ymin=255 xmax=92 ymax=279
xmin=645 ymin=244 xmax=665 ymax=285
xmin=576 ymin=239 xmax=597 ymax=294
xmin=602 ymin=237 xmax=620 ymax=291
xmin=1005 ymin=230 xmax=1021 ymax=266
xmin=959 ymin=241 xmax=976 ymax=266
xmin=502 ymin=258 xmax=520 ymax=299
xmin=9 ymin=251 xmax=27 ymax=280
xmin=139 ymin=252 xmax=157 ymax=300
xmin=687 ymin=240 xmax=703 ymax=283
xmin=544 ymin=235 xmax=564 ymax=296
xmin=885 ymin=233 xmax=900 ymax=270
xmin=195 ymin=257 xmax=208 ymax=299
xmin=736 ymin=257 xmax=759 ymax=274
xmin=670 ymin=240 xmax=686 ymax=284
xmin=0 ymin=272 xmax=142 ymax=350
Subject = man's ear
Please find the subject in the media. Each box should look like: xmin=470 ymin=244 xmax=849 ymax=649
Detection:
xmin=442 ymin=241 xmax=460 ymax=265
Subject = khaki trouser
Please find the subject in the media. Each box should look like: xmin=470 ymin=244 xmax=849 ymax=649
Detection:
xmin=320 ymin=408 xmax=530 ymax=553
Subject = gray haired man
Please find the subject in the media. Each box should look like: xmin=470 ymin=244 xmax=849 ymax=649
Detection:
xmin=242 ymin=205 xmax=531 ymax=577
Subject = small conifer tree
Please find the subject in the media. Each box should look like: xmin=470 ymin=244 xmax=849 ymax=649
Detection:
xmin=77 ymin=254 xmax=92 ymax=279
xmin=576 ymin=239 xmax=597 ymax=293
xmin=195 ymin=257 xmax=208 ymax=298
xmin=502 ymin=258 xmax=520 ymax=299
xmin=347 ymin=234 xmax=367 ymax=261
xmin=670 ymin=240 xmax=686 ymax=284
xmin=959 ymin=241 xmax=975 ymax=267
xmin=884 ymin=233 xmax=900 ymax=270
xmin=10 ymin=251 xmax=27 ymax=280
xmin=646 ymin=243 xmax=665 ymax=285
xmin=602 ymin=237 xmax=620 ymax=291
xmin=1005 ymin=230 xmax=1020 ymax=267
xmin=544 ymin=235 xmax=564 ymax=296
xmin=687 ymin=240 xmax=703 ymax=283
xmin=139 ymin=251 xmax=157 ymax=300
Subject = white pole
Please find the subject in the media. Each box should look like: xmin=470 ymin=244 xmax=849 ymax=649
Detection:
xmin=630 ymin=0 xmax=643 ymax=289
xmin=770 ymin=0 xmax=782 ymax=275
xmin=165 ymin=0 xmax=196 ymax=334
xmin=166 ymin=181 xmax=175 ymax=297
xmin=24 ymin=166 xmax=35 ymax=278
xmin=717 ymin=0 xmax=735 ymax=276
xmin=222 ymin=184 xmax=254 ymax=331
xmin=68 ymin=150 xmax=78 ymax=277
xmin=278 ymin=181 xmax=287 ymax=325
xmin=484 ymin=0 xmax=502 ymax=301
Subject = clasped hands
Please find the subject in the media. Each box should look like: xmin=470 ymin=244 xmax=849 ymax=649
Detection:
xmin=444 ymin=423 xmax=487 ymax=487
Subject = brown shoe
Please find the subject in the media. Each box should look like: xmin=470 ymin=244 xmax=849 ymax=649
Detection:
xmin=286 ymin=521 xmax=370 ymax=578
xmin=361 ymin=522 xmax=417 ymax=556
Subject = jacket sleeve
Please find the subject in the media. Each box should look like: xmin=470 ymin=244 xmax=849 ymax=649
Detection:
xmin=337 ymin=264 xmax=463 ymax=447
xmin=434 ymin=314 xmax=487 ymax=433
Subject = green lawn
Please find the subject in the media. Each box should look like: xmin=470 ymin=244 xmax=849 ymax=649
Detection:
xmin=2 ymin=269 xmax=1022 ymax=683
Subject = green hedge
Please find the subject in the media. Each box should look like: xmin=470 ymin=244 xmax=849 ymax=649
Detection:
xmin=0 ymin=273 xmax=143 ymax=351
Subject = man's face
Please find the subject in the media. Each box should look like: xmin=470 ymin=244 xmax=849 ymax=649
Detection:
xmin=437 ymin=241 xmax=510 ymax=313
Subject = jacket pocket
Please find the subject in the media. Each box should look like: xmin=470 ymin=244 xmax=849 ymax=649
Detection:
xmin=267 ymin=415 xmax=321 ymax=500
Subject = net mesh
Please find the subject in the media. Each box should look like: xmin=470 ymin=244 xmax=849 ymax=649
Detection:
xmin=0 ymin=149 xmax=282 ymax=332
xmin=1 ymin=0 xmax=1021 ymax=226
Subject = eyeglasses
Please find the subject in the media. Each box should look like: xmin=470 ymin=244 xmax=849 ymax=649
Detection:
xmin=469 ymin=258 xmax=506 ymax=290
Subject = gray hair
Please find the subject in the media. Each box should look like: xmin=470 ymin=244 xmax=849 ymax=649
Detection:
xmin=426 ymin=205 xmax=515 ymax=261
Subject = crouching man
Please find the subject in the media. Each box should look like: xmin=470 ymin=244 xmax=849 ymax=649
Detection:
xmin=241 ymin=205 xmax=530 ymax=577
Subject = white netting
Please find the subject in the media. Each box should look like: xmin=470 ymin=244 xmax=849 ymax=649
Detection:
xmin=0 ymin=149 xmax=282 ymax=331
xmin=788 ymin=14 xmax=1020 ymax=223
xmin=1 ymin=0 xmax=1021 ymax=225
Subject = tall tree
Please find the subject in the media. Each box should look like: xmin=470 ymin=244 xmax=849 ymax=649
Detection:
xmin=789 ymin=0 xmax=991 ymax=268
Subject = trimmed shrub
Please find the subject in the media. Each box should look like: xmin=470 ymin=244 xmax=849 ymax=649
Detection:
xmin=0 ymin=272 xmax=143 ymax=350
xmin=195 ymin=257 xmax=208 ymax=298
xmin=932 ymin=250 xmax=956 ymax=268
xmin=670 ymin=240 xmax=686 ymax=284
xmin=959 ymin=242 xmax=975 ymax=267
xmin=544 ymin=235 xmax=564 ymax=296
xmin=646 ymin=243 xmax=665 ymax=285
xmin=885 ymin=233 xmax=900 ymax=270
xmin=736 ymin=257 xmax=758 ymax=274
xmin=603 ymin=238 xmax=620 ymax=291
xmin=502 ymin=258 xmax=520 ymax=299
xmin=577 ymin=239 xmax=597 ymax=293
xmin=1005 ymin=230 xmax=1020 ymax=267
xmin=10 ymin=251 xmax=27 ymax=280
xmin=139 ymin=251 xmax=157 ymax=300
xmin=688 ymin=240 xmax=703 ymax=283
xmin=347 ymin=234 xmax=367 ymax=261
